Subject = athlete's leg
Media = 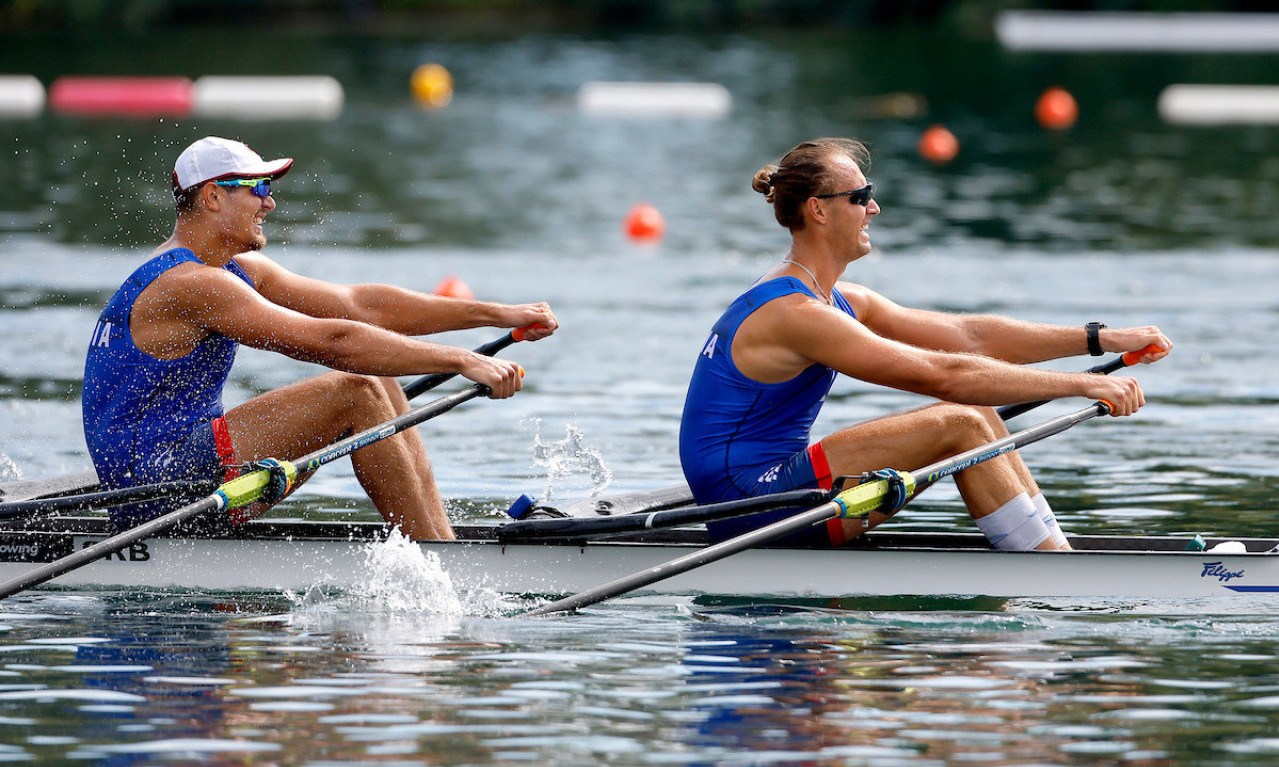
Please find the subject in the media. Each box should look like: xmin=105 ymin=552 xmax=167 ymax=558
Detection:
xmin=223 ymin=372 xmax=452 ymax=540
xmin=976 ymin=407 xmax=1070 ymax=549
xmin=819 ymin=403 xmax=1064 ymax=550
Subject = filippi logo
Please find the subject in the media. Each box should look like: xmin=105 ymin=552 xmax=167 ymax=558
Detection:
xmin=1201 ymin=561 xmax=1245 ymax=583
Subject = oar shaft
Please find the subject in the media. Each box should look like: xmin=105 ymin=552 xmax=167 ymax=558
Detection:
xmin=0 ymin=384 xmax=491 ymax=600
xmin=296 ymin=385 xmax=487 ymax=472
xmin=524 ymin=500 xmax=839 ymax=616
xmin=917 ymin=401 xmax=1109 ymax=485
xmin=0 ymin=479 xmax=219 ymax=519
xmin=527 ymin=401 xmax=1111 ymax=616
xmin=0 ymin=496 xmax=222 ymax=599
xmin=500 ymin=488 xmax=830 ymax=542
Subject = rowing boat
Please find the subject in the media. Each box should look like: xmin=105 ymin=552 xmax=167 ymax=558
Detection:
xmin=1 ymin=473 xmax=1276 ymax=600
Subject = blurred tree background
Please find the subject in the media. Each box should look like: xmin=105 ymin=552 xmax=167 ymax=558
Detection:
xmin=1 ymin=0 xmax=1275 ymax=36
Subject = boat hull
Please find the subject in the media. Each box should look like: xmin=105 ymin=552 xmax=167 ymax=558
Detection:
xmin=0 ymin=519 xmax=1275 ymax=600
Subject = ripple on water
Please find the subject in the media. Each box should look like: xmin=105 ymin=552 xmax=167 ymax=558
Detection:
xmin=84 ymin=738 xmax=282 ymax=756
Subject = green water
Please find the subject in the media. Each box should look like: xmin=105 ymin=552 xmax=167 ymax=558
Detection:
xmin=2 ymin=25 xmax=1279 ymax=765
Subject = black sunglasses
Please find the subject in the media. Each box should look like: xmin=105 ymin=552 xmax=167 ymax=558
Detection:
xmin=814 ymin=182 xmax=874 ymax=207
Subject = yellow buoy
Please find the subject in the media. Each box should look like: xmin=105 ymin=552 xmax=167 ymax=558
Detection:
xmin=411 ymin=64 xmax=453 ymax=109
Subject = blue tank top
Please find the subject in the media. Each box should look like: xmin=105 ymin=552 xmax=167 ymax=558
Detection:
xmin=82 ymin=249 xmax=253 ymax=486
xmin=679 ymin=276 xmax=856 ymax=503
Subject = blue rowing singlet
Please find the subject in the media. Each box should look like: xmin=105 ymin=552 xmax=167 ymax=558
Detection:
xmin=679 ymin=276 xmax=856 ymax=507
xmin=82 ymin=249 xmax=253 ymax=489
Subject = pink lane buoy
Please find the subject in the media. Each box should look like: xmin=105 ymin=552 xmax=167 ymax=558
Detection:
xmin=48 ymin=77 xmax=193 ymax=117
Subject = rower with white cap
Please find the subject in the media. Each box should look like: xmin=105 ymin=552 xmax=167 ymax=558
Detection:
xmin=83 ymin=136 xmax=557 ymax=540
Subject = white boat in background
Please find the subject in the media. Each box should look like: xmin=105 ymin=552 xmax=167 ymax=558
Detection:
xmin=995 ymin=11 xmax=1279 ymax=52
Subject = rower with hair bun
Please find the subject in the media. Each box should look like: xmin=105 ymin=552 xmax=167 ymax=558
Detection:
xmin=680 ymin=137 xmax=1171 ymax=550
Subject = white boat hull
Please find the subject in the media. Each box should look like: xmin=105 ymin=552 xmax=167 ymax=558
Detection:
xmin=0 ymin=520 xmax=1275 ymax=600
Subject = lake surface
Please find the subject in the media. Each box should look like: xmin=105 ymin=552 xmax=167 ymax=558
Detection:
xmin=2 ymin=25 xmax=1279 ymax=765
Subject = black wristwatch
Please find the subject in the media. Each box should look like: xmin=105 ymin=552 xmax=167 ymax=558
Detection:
xmin=1086 ymin=322 xmax=1106 ymax=356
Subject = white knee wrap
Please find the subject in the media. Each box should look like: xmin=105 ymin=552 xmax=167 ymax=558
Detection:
xmin=1030 ymin=493 xmax=1069 ymax=549
xmin=974 ymin=492 xmax=1051 ymax=551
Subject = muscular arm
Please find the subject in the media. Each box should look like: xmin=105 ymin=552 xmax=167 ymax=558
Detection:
xmin=841 ymin=282 xmax=1170 ymax=364
xmin=134 ymin=263 xmax=524 ymax=395
xmin=734 ymin=295 xmax=1146 ymax=415
xmin=236 ymin=253 xmax=556 ymax=338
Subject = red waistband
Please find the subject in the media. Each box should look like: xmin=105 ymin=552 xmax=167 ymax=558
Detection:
xmin=210 ymin=416 xmax=239 ymax=481
xmin=809 ymin=443 xmax=844 ymax=544
xmin=808 ymin=442 xmax=833 ymax=491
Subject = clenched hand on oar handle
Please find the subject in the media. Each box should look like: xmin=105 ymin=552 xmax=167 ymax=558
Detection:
xmin=998 ymin=343 xmax=1168 ymax=421
xmin=402 ymin=322 xmax=549 ymax=400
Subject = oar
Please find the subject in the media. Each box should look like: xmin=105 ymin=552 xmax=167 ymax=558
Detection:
xmin=526 ymin=400 xmax=1113 ymax=616
xmin=402 ymin=326 xmax=532 ymax=399
xmin=0 ymin=328 xmax=537 ymax=520
xmin=0 ymin=479 xmax=220 ymax=520
xmin=0 ymin=383 xmax=493 ymax=600
xmin=502 ymin=346 xmax=1159 ymax=544
xmin=499 ymin=488 xmax=832 ymax=542
xmin=997 ymin=345 xmax=1159 ymax=421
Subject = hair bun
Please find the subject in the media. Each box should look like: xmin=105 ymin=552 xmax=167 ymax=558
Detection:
xmin=751 ymin=165 xmax=777 ymax=196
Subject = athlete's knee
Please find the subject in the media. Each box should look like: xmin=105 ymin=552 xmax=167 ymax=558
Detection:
xmin=331 ymin=372 xmax=397 ymax=416
xmin=930 ymin=403 xmax=999 ymax=449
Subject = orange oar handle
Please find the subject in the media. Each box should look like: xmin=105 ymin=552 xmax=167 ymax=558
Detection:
xmin=1120 ymin=343 xmax=1165 ymax=367
xmin=402 ymin=326 xmax=540 ymax=401
xmin=511 ymin=322 xmax=553 ymax=342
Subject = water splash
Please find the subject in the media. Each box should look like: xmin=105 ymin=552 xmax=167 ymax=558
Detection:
xmin=0 ymin=452 xmax=21 ymax=483
xmin=284 ymin=530 xmax=523 ymax=618
xmin=529 ymin=420 xmax=613 ymax=500
xmin=349 ymin=529 xmax=464 ymax=614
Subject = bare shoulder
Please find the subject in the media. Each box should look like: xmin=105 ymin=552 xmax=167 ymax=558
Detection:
xmin=748 ymin=289 xmax=865 ymax=345
xmin=148 ymin=259 xmax=260 ymax=313
xmin=834 ymin=280 xmax=876 ymax=312
xmin=736 ymin=289 xmax=873 ymax=381
xmin=836 ymin=280 xmax=902 ymax=323
xmin=229 ymin=252 xmax=284 ymax=286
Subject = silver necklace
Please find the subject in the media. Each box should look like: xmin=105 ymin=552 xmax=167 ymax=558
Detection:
xmin=782 ymin=259 xmax=832 ymax=304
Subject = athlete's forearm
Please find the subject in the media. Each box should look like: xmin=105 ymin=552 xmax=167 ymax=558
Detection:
xmin=948 ymin=314 xmax=1090 ymax=364
xmin=260 ymin=317 xmax=471 ymax=376
xmin=345 ymin=284 xmax=507 ymax=335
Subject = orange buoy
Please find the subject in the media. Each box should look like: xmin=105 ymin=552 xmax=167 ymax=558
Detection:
xmin=917 ymin=125 xmax=960 ymax=165
xmin=1035 ymin=86 xmax=1078 ymax=131
xmin=433 ymin=275 xmax=475 ymax=299
xmin=624 ymin=203 xmax=665 ymax=243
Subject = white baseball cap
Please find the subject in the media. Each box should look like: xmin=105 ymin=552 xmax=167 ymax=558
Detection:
xmin=171 ymin=136 xmax=293 ymax=195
